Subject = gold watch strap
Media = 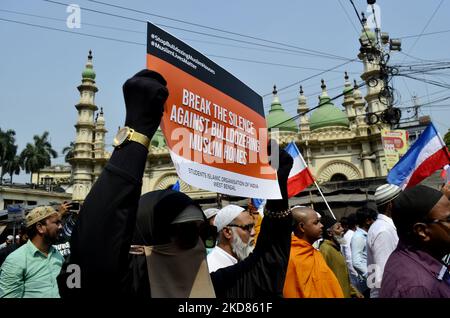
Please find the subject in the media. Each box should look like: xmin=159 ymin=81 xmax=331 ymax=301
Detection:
xmin=129 ymin=129 xmax=150 ymax=149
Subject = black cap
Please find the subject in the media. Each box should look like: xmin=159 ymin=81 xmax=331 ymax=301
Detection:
xmin=321 ymin=215 xmax=337 ymax=231
xmin=392 ymin=185 xmax=443 ymax=240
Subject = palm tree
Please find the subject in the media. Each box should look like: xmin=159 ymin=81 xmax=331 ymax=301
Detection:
xmin=62 ymin=141 xmax=75 ymax=163
xmin=20 ymin=131 xmax=57 ymax=184
xmin=0 ymin=128 xmax=19 ymax=184
xmin=4 ymin=155 xmax=21 ymax=183
xmin=20 ymin=143 xmax=45 ymax=183
xmin=34 ymin=131 xmax=58 ymax=159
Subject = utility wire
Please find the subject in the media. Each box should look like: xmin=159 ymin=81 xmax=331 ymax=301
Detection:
xmin=337 ymin=0 xmax=359 ymax=35
xmin=402 ymin=0 xmax=444 ymax=60
xmin=0 ymin=17 xmax=144 ymax=45
xmin=0 ymin=16 xmax=359 ymax=74
xmin=399 ymin=28 xmax=450 ymax=39
xmin=262 ymin=59 xmax=357 ymax=97
xmin=0 ymin=8 xmax=363 ymax=63
xmin=43 ymin=0 xmax=354 ymax=62
xmin=87 ymin=0 xmax=354 ymax=62
xmin=0 ymin=8 xmax=146 ymax=34
xmin=268 ymin=81 xmax=366 ymax=129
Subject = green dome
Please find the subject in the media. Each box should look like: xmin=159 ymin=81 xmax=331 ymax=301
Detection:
xmin=151 ymin=128 xmax=166 ymax=148
xmin=82 ymin=67 xmax=96 ymax=80
xmin=310 ymin=95 xmax=349 ymax=130
xmin=266 ymin=88 xmax=298 ymax=133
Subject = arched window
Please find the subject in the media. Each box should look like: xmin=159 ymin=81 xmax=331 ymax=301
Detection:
xmin=330 ymin=173 xmax=347 ymax=182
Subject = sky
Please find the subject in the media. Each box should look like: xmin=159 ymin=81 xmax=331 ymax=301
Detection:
xmin=1 ymin=0 xmax=449 ymax=183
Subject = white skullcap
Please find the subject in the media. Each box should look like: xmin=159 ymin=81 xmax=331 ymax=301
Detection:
xmin=375 ymin=184 xmax=402 ymax=206
xmin=6 ymin=235 xmax=13 ymax=241
xmin=203 ymin=208 xmax=219 ymax=220
xmin=214 ymin=205 xmax=245 ymax=232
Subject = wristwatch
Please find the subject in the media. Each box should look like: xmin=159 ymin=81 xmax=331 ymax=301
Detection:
xmin=113 ymin=127 xmax=150 ymax=149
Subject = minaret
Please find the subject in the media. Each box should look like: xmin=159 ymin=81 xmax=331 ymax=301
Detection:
xmin=342 ymin=72 xmax=356 ymax=125
xmin=357 ymin=13 xmax=389 ymax=133
xmin=93 ymin=107 xmax=108 ymax=182
xmin=297 ymin=85 xmax=310 ymax=140
xmin=72 ymin=50 xmax=98 ymax=202
xmin=353 ymin=79 xmax=376 ymax=178
xmin=352 ymin=80 xmax=367 ymax=135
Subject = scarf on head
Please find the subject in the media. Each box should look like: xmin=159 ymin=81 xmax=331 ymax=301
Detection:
xmin=132 ymin=190 xmax=215 ymax=298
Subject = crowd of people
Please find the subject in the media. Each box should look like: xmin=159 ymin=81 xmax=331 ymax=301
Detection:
xmin=0 ymin=70 xmax=448 ymax=298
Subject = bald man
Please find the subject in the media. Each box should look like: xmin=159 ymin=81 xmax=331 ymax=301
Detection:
xmin=283 ymin=207 xmax=344 ymax=298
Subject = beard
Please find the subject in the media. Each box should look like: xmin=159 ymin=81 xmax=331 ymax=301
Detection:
xmin=230 ymin=228 xmax=255 ymax=261
xmin=333 ymin=234 xmax=346 ymax=246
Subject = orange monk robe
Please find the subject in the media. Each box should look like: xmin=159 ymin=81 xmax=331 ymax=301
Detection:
xmin=253 ymin=213 xmax=262 ymax=244
xmin=283 ymin=236 xmax=344 ymax=298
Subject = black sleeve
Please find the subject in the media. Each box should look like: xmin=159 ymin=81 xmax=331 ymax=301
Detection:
xmin=58 ymin=143 xmax=148 ymax=297
xmin=210 ymin=212 xmax=292 ymax=298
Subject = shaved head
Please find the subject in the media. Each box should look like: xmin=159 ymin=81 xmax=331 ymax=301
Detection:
xmin=292 ymin=207 xmax=316 ymax=224
xmin=292 ymin=207 xmax=323 ymax=244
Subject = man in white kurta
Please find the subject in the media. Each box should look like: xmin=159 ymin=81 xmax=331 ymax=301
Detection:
xmin=367 ymin=184 xmax=401 ymax=298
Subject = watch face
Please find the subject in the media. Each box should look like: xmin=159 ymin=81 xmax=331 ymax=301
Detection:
xmin=113 ymin=127 xmax=129 ymax=147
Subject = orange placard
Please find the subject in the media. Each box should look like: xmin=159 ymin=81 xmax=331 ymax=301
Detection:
xmin=146 ymin=22 xmax=281 ymax=199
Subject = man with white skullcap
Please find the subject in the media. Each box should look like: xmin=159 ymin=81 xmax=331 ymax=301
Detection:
xmin=207 ymin=205 xmax=256 ymax=273
xmin=203 ymin=208 xmax=219 ymax=226
xmin=367 ymin=183 xmax=401 ymax=298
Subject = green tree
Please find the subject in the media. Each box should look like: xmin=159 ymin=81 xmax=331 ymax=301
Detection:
xmin=4 ymin=155 xmax=21 ymax=183
xmin=62 ymin=141 xmax=75 ymax=163
xmin=0 ymin=128 xmax=19 ymax=184
xmin=20 ymin=131 xmax=58 ymax=184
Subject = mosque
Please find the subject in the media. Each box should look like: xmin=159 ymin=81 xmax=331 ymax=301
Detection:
xmin=68 ymin=19 xmax=395 ymax=203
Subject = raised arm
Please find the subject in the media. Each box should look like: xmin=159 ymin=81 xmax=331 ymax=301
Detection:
xmin=210 ymin=143 xmax=293 ymax=297
xmin=58 ymin=70 xmax=168 ymax=297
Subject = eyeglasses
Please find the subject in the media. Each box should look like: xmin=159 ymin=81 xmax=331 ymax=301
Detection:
xmin=228 ymin=223 xmax=255 ymax=233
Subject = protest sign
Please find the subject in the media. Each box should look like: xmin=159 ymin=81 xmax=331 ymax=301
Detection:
xmin=146 ymin=22 xmax=281 ymax=199
xmin=381 ymin=129 xmax=408 ymax=170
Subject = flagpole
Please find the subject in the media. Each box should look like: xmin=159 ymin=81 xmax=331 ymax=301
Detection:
xmin=313 ymin=180 xmax=336 ymax=220
xmin=297 ymin=150 xmax=336 ymax=219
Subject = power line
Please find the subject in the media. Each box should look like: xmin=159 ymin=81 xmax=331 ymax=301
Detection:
xmin=0 ymin=17 xmax=144 ymax=45
xmin=0 ymin=8 xmax=146 ymax=34
xmin=209 ymin=54 xmax=358 ymax=73
xmin=0 ymin=16 xmax=361 ymax=75
xmin=403 ymin=0 xmax=444 ymax=59
xmin=262 ymin=59 xmax=357 ymax=97
xmin=264 ymin=79 xmax=352 ymax=111
xmin=268 ymin=81 xmax=367 ymax=129
xmin=337 ymin=0 xmax=359 ymax=35
xmin=0 ymin=8 xmax=362 ymax=62
xmin=348 ymin=0 xmax=377 ymax=49
xmin=87 ymin=0 xmax=354 ymax=62
xmin=399 ymin=28 xmax=450 ymax=39
xmin=43 ymin=0 xmax=354 ymax=62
